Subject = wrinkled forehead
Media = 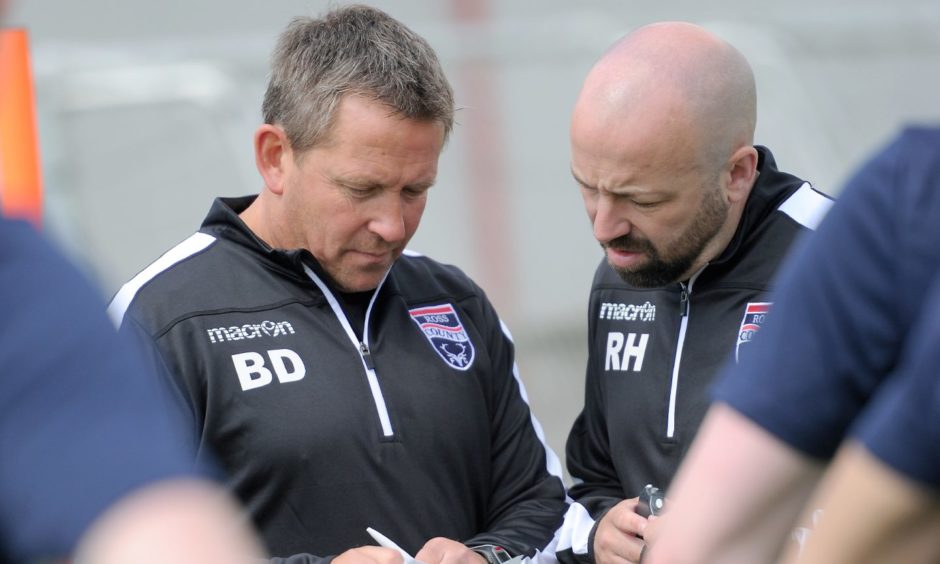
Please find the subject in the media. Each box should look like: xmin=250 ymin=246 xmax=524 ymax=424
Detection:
xmin=573 ymin=92 xmax=709 ymax=181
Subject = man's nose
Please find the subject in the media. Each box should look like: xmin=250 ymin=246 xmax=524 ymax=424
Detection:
xmin=369 ymin=194 xmax=407 ymax=243
xmin=593 ymin=196 xmax=631 ymax=244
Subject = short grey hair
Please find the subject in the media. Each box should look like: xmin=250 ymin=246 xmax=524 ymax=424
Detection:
xmin=262 ymin=4 xmax=455 ymax=154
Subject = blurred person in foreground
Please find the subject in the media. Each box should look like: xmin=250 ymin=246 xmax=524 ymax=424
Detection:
xmin=0 ymin=218 xmax=264 ymax=562
xmin=646 ymin=126 xmax=940 ymax=563
xmin=107 ymin=5 xmax=566 ymax=564
xmin=783 ymin=276 xmax=940 ymax=564
xmin=554 ymin=21 xmax=831 ymax=564
xmin=0 ymin=1 xmax=262 ymax=561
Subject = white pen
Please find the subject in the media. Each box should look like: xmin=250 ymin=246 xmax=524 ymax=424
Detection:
xmin=367 ymin=527 xmax=416 ymax=562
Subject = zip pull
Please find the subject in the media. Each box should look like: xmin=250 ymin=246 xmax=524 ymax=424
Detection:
xmin=359 ymin=342 xmax=376 ymax=370
xmin=679 ymin=283 xmax=690 ymax=317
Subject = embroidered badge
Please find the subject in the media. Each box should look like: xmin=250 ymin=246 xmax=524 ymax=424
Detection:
xmin=735 ymin=302 xmax=771 ymax=362
xmin=409 ymin=303 xmax=475 ymax=370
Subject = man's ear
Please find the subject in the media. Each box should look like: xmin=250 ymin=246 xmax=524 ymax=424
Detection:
xmin=725 ymin=145 xmax=759 ymax=204
xmin=254 ymin=124 xmax=291 ymax=195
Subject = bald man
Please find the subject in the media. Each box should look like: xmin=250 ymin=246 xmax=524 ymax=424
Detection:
xmin=554 ymin=22 xmax=831 ymax=564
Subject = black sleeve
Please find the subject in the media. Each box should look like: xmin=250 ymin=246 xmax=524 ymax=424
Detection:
xmin=460 ymin=293 xmax=568 ymax=558
xmin=556 ymin=331 xmax=621 ymax=564
xmin=564 ymin=298 xmax=624 ymax=517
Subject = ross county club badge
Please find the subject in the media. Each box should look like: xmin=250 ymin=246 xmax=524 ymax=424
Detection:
xmin=735 ymin=302 xmax=771 ymax=362
xmin=409 ymin=303 xmax=475 ymax=370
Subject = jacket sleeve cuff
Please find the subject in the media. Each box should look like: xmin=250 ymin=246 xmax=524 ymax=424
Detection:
xmin=586 ymin=505 xmax=615 ymax=564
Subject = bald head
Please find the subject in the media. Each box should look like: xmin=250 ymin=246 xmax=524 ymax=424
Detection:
xmin=571 ymin=22 xmax=762 ymax=286
xmin=573 ymin=22 xmax=756 ymax=171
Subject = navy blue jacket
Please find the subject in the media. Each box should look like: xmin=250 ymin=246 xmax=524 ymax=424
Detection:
xmin=716 ymin=127 xmax=940 ymax=459
xmin=855 ymin=272 xmax=940 ymax=487
xmin=0 ymin=219 xmax=198 ymax=561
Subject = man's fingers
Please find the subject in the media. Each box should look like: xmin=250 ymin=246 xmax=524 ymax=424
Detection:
xmin=608 ymin=499 xmax=649 ymax=537
xmin=595 ymin=502 xmax=650 ymax=564
xmin=335 ymin=546 xmax=404 ymax=564
xmin=415 ymin=537 xmax=485 ymax=564
xmin=596 ymin=531 xmax=646 ymax=564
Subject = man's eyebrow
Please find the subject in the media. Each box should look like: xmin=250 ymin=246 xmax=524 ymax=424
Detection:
xmin=332 ymin=175 xmax=436 ymax=191
xmin=404 ymin=180 xmax=436 ymax=191
xmin=336 ymin=178 xmax=382 ymax=189
xmin=569 ymin=169 xmax=662 ymax=198
xmin=570 ymin=168 xmax=594 ymax=190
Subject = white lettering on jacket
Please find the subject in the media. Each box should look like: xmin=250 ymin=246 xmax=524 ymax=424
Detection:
xmin=207 ymin=320 xmax=295 ymax=344
xmin=232 ymin=349 xmax=306 ymax=391
xmin=605 ymin=332 xmax=649 ymax=372
xmin=599 ymin=302 xmax=656 ymax=322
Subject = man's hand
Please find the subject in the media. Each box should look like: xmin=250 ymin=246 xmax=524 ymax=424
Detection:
xmin=593 ymin=498 xmax=649 ymax=564
xmin=334 ymin=546 xmax=405 ymax=564
xmin=416 ymin=538 xmax=487 ymax=564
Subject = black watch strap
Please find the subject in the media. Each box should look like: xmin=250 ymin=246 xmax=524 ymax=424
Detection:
xmin=471 ymin=545 xmax=512 ymax=564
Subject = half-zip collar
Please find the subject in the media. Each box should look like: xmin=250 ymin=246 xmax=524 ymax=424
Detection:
xmin=304 ymin=263 xmax=396 ymax=438
xmin=665 ymin=265 xmax=707 ymax=439
xmin=204 ymin=196 xmax=398 ymax=438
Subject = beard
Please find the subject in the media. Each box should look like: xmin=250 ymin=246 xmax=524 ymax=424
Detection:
xmin=604 ymin=185 xmax=730 ymax=287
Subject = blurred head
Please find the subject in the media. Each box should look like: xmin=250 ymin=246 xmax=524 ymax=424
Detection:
xmin=570 ymin=22 xmax=760 ymax=287
xmin=247 ymin=5 xmax=452 ymax=292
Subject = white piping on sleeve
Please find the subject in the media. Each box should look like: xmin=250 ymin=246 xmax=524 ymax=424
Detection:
xmin=549 ymin=503 xmax=596 ymax=559
xmin=107 ymin=232 xmax=217 ymax=327
xmin=499 ymin=319 xmax=566 ymax=482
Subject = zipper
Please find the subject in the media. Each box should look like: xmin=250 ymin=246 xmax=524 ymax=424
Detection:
xmin=303 ymin=265 xmax=394 ymax=438
xmin=359 ymin=342 xmax=376 ymax=370
xmin=665 ymin=267 xmax=705 ymax=439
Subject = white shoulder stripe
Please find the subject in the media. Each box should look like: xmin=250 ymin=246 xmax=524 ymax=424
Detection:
xmin=499 ymin=318 xmax=567 ymax=482
xmin=402 ymin=248 xmax=423 ymax=257
xmin=107 ymin=232 xmax=217 ymax=327
xmin=778 ymin=182 xmax=833 ymax=230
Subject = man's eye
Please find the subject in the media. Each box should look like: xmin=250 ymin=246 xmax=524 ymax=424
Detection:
xmin=403 ymin=188 xmax=428 ymax=198
xmin=344 ymin=185 xmax=374 ymax=197
xmin=633 ymin=200 xmax=660 ymax=209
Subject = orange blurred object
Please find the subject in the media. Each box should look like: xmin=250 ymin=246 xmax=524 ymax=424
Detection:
xmin=0 ymin=28 xmax=42 ymax=228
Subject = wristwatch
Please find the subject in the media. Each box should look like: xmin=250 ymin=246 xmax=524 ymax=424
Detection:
xmin=471 ymin=545 xmax=512 ymax=564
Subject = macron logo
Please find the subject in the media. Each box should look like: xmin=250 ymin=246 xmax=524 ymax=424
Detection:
xmin=207 ymin=320 xmax=295 ymax=344
xmin=599 ymin=301 xmax=656 ymax=322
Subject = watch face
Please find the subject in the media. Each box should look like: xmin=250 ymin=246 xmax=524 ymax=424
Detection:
xmin=474 ymin=545 xmax=511 ymax=564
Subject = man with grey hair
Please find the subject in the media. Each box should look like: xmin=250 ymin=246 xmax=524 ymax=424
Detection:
xmin=554 ymin=22 xmax=831 ymax=564
xmin=108 ymin=5 xmax=566 ymax=564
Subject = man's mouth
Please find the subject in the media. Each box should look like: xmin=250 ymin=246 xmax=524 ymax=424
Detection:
xmin=605 ymin=247 xmax=645 ymax=269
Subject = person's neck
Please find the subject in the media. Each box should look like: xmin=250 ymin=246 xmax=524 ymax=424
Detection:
xmin=239 ymin=193 xmax=292 ymax=251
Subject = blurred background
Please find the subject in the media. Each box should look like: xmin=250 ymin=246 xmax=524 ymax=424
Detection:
xmin=7 ymin=0 xmax=940 ymax=477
